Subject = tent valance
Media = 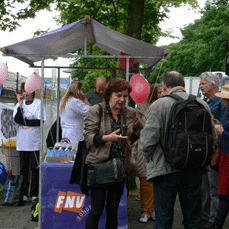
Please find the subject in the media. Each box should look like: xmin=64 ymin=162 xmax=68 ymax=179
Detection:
xmin=1 ymin=16 xmax=168 ymax=67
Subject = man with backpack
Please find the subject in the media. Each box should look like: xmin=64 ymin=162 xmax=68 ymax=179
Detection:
xmin=141 ymin=71 xmax=217 ymax=229
xmin=199 ymin=72 xmax=228 ymax=229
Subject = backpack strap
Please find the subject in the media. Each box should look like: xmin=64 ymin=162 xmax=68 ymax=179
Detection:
xmin=98 ymin=103 xmax=103 ymax=124
xmin=188 ymin=94 xmax=196 ymax=100
xmin=167 ymin=93 xmax=196 ymax=101
xmin=166 ymin=93 xmax=183 ymax=101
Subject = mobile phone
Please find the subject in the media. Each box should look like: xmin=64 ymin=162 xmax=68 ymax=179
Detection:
xmin=17 ymin=93 xmax=23 ymax=100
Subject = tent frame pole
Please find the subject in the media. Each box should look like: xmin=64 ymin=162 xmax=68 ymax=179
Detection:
xmin=38 ymin=57 xmax=45 ymax=229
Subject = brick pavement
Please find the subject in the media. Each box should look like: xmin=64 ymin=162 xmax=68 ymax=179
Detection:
xmin=0 ymin=200 xmax=38 ymax=229
xmin=0 ymin=195 xmax=228 ymax=229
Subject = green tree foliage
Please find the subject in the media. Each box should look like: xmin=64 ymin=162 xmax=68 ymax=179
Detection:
xmin=148 ymin=0 xmax=229 ymax=83
xmin=0 ymin=0 xmax=198 ymax=92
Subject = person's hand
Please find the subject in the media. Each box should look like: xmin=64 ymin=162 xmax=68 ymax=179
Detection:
xmin=213 ymin=118 xmax=221 ymax=125
xmin=102 ymin=129 xmax=127 ymax=142
xmin=17 ymin=94 xmax=23 ymax=106
xmin=77 ymin=90 xmax=86 ymax=101
xmin=132 ymin=150 xmax=137 ymax=156
xmin=215 ymin=125 xmax=224 ymax=136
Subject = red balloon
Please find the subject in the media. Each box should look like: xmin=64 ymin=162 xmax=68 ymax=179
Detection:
xmin=119 ymin=52 xmax=134 ymax=71
xmin=129 ymin=74 xmax=150 ymax=104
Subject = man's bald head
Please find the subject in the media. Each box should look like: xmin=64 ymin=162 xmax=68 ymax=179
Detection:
xmin=95 ymin=77 xmax=107 ymax=97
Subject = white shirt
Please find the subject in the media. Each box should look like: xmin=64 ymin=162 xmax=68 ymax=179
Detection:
xmin=61 ymin=97 xmax=90 ymax=142
xmin=13 ymin=98 xmax=46 ymax=151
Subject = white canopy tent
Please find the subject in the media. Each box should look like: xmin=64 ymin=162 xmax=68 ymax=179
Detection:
xmin=1 ymin=16 xmax=168 ymax=228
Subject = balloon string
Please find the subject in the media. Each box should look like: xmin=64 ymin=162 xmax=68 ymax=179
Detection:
xmin=147 ymin=58 xmax=165 ymax=104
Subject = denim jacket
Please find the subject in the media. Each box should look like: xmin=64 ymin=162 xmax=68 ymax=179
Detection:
xmin=206 ymin=96 xmax=228 ymax=125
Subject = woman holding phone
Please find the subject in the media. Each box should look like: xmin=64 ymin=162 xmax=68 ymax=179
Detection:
xmin=13 ymin=82 xmax=46 ymax=203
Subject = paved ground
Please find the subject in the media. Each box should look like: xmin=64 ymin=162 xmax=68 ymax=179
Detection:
xmin=0 ymin=99 xmax=229 ymax=228
xmin=0 ymin=195 xmax=228 ymax=229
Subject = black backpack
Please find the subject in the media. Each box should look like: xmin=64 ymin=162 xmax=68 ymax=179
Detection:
xmin=161 ymin=94 xmax=214 ymax=170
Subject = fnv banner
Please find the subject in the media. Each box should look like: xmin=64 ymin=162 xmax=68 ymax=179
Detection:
xmin=41 ymin=162 xmax=128 ymax=229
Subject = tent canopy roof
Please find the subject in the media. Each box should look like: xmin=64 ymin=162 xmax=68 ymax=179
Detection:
xmin=1 ymin=16 xmax=168 ymax=67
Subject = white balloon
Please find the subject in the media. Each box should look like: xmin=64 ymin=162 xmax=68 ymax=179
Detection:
xmin=25 ymin=72 xmax=41 ymax=93
xmin=0 ymin=62 xmax=8 ymax=85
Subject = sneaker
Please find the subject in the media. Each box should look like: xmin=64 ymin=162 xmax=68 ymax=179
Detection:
xmin=139 ymin=212 xmax=150 ymax=223
xmin=23 ymin=196 xmax=28 ymax=202
xmin=32 ymin=196 xmax=39 ymax=203
xmin=150 ymin=211 xmax=155 ymax=221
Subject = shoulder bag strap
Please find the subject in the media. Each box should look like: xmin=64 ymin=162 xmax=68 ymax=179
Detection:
xmin=98 ymin=103 xmax=103 ymax=125
xmin=122 ymin=107 xmax=127 ymax=156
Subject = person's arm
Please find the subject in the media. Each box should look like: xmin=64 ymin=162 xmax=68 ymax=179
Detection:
xmin=93 ymin=129 xmax=128 ymax=147
xmin=216 ymin=122 xmax=229 ymax=139
xmin=220 ymin=101 xmax=228 ymax=126
xmin=84 ymin=105 xmax=127 ymax=148
xmin=14 ymin=111 xmax=41 ymax=126
xmin=77 ymin=90 xmax=91 ymax=106
xmin=14 ymin=107 xmax=24 ymax=125
xmin=14 ymin=94 xmax=24 ymax=124
xmin=131 ymin=109 xmax=144 ymax=144
xmin=84 ymin=105 xmax=103 ymax=148
xmin=140 ymin=104 xmax=161 ymax=162
xmin=23 ymin=119 xmax=41 ymax=126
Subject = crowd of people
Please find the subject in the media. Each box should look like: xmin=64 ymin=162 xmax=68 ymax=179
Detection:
xmin=13 ymin=72 xmax=229 ymax=229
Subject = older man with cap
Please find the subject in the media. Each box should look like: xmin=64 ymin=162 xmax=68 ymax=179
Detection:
xmin=86 ymin=77 xmax=107 ymax=106
xmin=200 ymin=72 xmax=228 ymax=229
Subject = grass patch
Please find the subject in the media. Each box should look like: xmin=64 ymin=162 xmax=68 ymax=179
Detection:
xmin=128 ymin=186 xmax=140 ymax=197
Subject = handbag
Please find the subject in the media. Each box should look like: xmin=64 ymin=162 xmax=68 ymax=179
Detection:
xmin=1 ymin=175 xmax=24 ymax=206
xmin=86 ymin=105 xmax=127 ymax=188
xmin=87 ymin=157 xmax=125 ymax=187
xmin=210 ymin=137 xmax=222 ymax=171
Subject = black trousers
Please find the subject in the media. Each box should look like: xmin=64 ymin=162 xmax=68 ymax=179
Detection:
xmin=85 ymin=183 xmax=124 ymax=229
xmin=19 ymin=151 xmax=39 ymax=197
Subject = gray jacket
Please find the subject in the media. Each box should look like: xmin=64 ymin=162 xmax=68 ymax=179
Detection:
xmin=84 ymin=102 xmax=143 ymax=171
xmin=140 ymin=87 xmax=217 ymax=181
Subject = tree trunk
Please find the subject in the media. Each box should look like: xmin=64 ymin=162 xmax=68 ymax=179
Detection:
xmin=126 ymin=0 xmax=145 ymax=108
xmin=126 ymin=0 xmax=145 ymax=40
xmin=125 ymin=0 xmax=145 ymax=190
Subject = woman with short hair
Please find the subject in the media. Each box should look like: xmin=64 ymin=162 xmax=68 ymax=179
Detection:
xmin=84 ymin=78 xmax=143 ymax=229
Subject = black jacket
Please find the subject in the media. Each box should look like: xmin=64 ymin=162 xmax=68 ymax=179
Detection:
xmin=69 ymin=140 xmax=89 ymax=196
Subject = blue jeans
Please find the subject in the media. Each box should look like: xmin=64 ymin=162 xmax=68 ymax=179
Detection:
xmin=153 ymin=171 xmax=202 ymax=229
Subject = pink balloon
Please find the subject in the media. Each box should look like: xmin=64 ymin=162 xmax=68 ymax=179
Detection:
xmin=129 ymin=74 xmax=150 ymax=104
xmin=0 ymin=62 xmax=8 ymax=85
xmin=25 ymin=72 xmax=41 ymax=93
